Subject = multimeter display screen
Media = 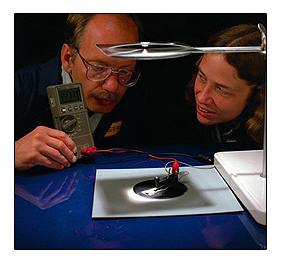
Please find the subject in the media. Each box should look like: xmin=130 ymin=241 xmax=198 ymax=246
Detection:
xmin=58 ymin=88 xmax=82 ymax=104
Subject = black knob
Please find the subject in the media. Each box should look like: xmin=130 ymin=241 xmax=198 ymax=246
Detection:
xmin=61 ymin=115 xmax=77 ymax=133
xmin=154 ymin=176 xmax=160 ymax=187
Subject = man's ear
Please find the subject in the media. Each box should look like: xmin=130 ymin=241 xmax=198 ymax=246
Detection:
xmin=61 ymin=44 xmax=73 ymax=73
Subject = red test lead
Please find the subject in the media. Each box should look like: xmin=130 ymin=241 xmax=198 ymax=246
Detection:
xmin=80 ymin=146 xmax=180 ymax=175
xmin=171 ymin=160 xmax=180 ymax=175
xmin=81 ymin=146 xmax=98 ymax=156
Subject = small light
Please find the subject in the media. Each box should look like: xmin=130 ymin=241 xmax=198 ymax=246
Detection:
xmin=141 ymin=42 xmax=150 ymax=47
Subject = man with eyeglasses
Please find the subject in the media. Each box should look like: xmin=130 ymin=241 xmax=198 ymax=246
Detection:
xmin=15 ymin=14 xmax=143 ymax=171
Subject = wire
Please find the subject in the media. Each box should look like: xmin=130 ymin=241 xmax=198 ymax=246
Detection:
xmin=96 ymin=148 xmax=177 ymax=162
xmin=107 ymin=148 xmax=180 ymax=174
xmin=164 ymin=160 xmax=215 ymax=178
xmin=146 ymin=152 xmax=213 ymax=164
xmin=81 ymin=146 xmax=214 ymax=177
xmin=81 ymin=147 xmax=180 ymax=174
xmin=95 ymin=148 xmax=212 ymax=164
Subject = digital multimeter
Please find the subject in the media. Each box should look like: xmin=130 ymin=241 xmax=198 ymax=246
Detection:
xmin=47 ymin=83 xmax=94 ymax=159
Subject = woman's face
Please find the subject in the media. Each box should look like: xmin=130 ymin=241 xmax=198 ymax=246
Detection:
xmin=194 ymin=54 xmax=252 ymax=125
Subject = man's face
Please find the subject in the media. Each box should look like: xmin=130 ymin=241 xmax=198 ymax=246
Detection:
xmin=194 ymin=54 xmax=252 ymax=125
xmin=62 ymin=14 xmax=138 ymax=113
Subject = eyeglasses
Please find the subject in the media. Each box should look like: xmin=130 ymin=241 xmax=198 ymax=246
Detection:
xmin=75 ymin=49 xmax=140 ymax=87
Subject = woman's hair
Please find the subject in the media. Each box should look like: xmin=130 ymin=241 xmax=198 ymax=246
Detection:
xmin=186 ymin=24 xmax=266 ymax=144
xmin=64 ymin=14 xmax=142 ymax=62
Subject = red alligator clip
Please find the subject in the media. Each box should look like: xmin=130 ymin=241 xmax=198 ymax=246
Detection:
xmin=80 ymin=146 xmax=97 ymax=156
xmin=171 ymin=160 xmax=179 ymax=175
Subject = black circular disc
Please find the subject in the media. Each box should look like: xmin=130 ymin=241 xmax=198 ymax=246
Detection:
xmin=133 ymin=176 xmax=187 ymax=199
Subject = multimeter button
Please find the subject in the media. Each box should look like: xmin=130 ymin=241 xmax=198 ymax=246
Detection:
xmin=79 ymin=105 xmax=83 ymax=109
xmin=68 ymin=107 xmax=72 ymax=111
xmin=61 ymin=108 xmax=67 ymax=113
xmin=74 ymin=105 xmax=78 ymax=110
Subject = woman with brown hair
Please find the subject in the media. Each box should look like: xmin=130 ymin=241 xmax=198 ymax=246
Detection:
xmin=186 ymin=24 xmax=266 ymax=150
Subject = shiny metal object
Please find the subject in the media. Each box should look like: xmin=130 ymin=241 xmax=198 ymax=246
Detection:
xmin=97 ymin=23 xmax=266 ymax=60
xmin=258 ymin=23 xmax=266 ymax=55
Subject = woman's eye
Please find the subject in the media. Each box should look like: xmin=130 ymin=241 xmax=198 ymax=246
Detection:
xmin=216 ymin=86 xmax=232 ymax=96
xmin=216 ymin=86 xmax=223 ymax=92
xmin=197 ymin=72 xmax=206 ymax=82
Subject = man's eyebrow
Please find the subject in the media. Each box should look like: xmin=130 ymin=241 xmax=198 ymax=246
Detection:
xmin=84 ymin=58 xmax=106 ymax=65
xmin=87 ymin=58 xmax=135 ymax=69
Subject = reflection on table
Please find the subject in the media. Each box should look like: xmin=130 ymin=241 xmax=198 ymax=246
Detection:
xmin=15 ymin=144 xmax=266 ymax=249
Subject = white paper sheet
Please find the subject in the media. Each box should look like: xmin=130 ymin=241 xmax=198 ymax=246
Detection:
xmin=92 ymin=166 xmax=243 ymax=218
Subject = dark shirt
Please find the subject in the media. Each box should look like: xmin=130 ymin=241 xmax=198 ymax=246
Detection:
xmin=198 ymin=117 xmax=263 ymax=152
xmin=14 ymin=54 xmax=146 ymax=149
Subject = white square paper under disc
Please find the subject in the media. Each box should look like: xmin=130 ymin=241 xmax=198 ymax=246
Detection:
xmin=92 ymin=166 xmax=243 ymax=218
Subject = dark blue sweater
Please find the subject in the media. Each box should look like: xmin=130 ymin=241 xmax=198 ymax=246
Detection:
xmin=14 ymin=54 xmax=145 ymax=149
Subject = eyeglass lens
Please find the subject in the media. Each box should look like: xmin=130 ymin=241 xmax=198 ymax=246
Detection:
xmin=87 ymin=65 xmax=139 ymax=87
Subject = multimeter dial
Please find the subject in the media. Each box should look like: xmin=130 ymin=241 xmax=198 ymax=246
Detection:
xmin=61 ymin=115 xmax=77 ymax=133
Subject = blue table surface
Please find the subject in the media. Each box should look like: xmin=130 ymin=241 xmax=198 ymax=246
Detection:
xmin=15 ymin=144 xmax=267 ymax=250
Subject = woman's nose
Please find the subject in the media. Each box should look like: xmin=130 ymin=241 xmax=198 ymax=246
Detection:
xmin=196 ymin=85 xmax=213 ymax=104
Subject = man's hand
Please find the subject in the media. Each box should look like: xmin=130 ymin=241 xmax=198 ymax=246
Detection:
xmin=15 ymin=171 xmax=79 ymax=209
xmin=15 ymin=126 xmax=77 ymax=171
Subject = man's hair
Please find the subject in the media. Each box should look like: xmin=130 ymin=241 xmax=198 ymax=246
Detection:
xmin=64 ymin=14 xmax=142 ymax=50
xmin=186 ymin=24 xmax=266 ymax=144
xmin=64 ymin=14 xmax=95 ymax=49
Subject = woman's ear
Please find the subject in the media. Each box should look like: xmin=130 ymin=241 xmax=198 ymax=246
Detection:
xmin=61 ymin=44 xmax=73 ymax=73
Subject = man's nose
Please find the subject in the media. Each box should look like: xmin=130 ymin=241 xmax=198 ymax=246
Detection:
xmin=101 ymin=73 xmax=120 ymax=93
